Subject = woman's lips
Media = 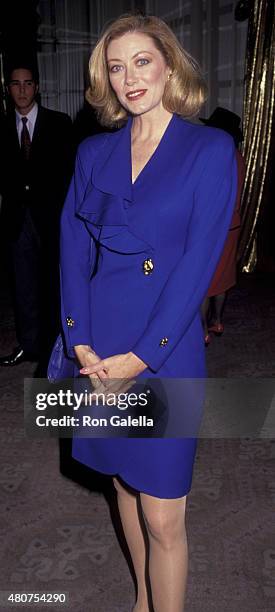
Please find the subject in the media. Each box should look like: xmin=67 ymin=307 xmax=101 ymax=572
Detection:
xmin=126 ymin=89 xmax=147 ymax=101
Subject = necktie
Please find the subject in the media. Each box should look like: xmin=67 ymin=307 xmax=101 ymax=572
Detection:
xmin=21 ymin=116 xmax=31 ymax=160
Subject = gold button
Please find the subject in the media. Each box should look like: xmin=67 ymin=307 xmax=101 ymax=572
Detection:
xmin=66 ymin=317 xmax=75 ymax=327
xmin=159 ymin=337 xmax=168 ymax=346
xmin=143 ymin=258 xmax=154 ymax=275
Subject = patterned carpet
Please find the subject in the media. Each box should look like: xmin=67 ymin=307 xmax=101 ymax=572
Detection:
xmin=0 ymin=273 xmax=274 ymax=612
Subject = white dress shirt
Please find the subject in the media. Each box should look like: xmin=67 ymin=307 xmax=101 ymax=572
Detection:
xmin=15 ymin=102 xmax=38 ymax=143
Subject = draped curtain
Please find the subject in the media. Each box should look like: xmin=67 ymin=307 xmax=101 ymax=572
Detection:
xmin=238 ymin=0 xmax=275 ymax=272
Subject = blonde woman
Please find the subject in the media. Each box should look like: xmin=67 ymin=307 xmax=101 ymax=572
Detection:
xmin=59 ymin=13 xmax=237 ymax=612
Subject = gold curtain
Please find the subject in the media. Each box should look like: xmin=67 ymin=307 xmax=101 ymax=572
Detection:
xmin=238 ymin=0 xmax=275 ymax=272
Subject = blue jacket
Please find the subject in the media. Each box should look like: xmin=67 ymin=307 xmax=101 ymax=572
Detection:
xmin=60 ymin=113 xmax=237 ymax=376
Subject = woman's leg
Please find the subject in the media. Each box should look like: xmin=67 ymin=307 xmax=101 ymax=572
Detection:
xmin=201 ymin=296 xmax=210 ymax=336
xmin=140 ymin=493 xmax=188 ymax=612
xmin=212 ymin=292 xmax=227 ymax=323
xmin=201 ymin=296 xmax=211 ymax=344
xmin=113 ymin=477 xmax=150 ymax=612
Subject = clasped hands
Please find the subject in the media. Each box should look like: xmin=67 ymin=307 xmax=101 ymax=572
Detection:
xmin=74 ymin=344 xmax=147 ymax=397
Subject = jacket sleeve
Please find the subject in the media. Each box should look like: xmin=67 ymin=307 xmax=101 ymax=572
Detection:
xmin=132 ymin=133 xmax=237 ymax=372
xmin=59 ymin=142 xmax=96 ymax=357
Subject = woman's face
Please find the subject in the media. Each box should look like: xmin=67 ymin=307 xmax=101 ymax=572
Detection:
xmin=106 ymin=31 xmax=170 ymax=117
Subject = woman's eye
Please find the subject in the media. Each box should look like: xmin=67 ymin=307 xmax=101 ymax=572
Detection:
xmin=109 ymin=65 xmax=123 ymax=73
xmin=137 ymin=58 xmax=150 ymax=66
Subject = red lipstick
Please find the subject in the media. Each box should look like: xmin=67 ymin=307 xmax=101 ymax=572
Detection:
xmin=126 ymin=89 xmax=147 ymax=101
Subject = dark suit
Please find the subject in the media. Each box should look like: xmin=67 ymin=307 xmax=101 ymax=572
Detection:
xmin=0 ymin=105 xmax=74 ymax=361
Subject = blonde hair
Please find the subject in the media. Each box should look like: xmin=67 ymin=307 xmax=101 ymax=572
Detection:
xmin=86 ymin=13 xmax=207 ymax=127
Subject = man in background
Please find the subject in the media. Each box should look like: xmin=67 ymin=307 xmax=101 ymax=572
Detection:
xmin=0 ymin=65 xmax=74 ymax=369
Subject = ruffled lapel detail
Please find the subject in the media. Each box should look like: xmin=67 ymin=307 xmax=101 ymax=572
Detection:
xmin=91 ymin=116 xmax=133 ymax=202
xmin=75 ymin=117 xmax=155 ymax=253
xmin=75 ymin=114 xmax=178 ymax=254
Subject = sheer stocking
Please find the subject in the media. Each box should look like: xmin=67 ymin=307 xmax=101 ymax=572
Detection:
xmin=140 ymin=493 xmax=188 ymax=612
xmin=113 ymin=477 xmax=151 ymax=611
xmin=113 ymin=477 xmax=188 ymax=611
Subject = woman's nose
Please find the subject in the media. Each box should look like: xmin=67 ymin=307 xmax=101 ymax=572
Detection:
xmin=125 ymin=67 xmax=138 ymax=86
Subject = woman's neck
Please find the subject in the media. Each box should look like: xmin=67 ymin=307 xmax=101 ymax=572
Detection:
xmin=131 ymin=107 xmax=173 ymax=143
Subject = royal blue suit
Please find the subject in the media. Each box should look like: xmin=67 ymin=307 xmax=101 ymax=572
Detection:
xmin=60 ymin=113 xmax=237 ymax=498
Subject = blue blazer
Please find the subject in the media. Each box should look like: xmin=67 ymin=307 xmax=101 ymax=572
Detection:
xmin=60 ymin=113 xmax=237 ymax=377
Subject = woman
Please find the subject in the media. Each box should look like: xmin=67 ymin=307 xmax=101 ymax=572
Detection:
xmin=200 ymin=107 xmax=246 ymax=345
xmin=60 ymin=14 xmax=237 ymax=612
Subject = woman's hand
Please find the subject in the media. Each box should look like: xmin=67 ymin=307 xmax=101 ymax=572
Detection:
xmin=79 ymin=351 xmax=147 ymax=394
xmin=80 ymin=351 xmax=147 ymax=378
xmin=74 ymin=344 xmax=108 ymax=389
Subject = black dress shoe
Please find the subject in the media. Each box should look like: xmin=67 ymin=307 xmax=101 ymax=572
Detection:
xmin=0 ymin=346 xmax=39 ymax=366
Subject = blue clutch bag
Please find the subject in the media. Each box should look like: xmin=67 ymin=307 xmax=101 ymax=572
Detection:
xmin=47 ymin=333 xmax=76 ymax=382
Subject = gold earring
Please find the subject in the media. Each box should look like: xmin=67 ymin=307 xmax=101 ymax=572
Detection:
xmin=167 ymin=73 xmax=172 ymax=81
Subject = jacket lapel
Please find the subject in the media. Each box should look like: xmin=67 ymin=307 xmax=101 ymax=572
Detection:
xmin=7 ymin=112 xmax=21 ymax=155
xmin=76 ymin=117 xmax=156 ymax=253
xmin=31 ymin=106 xmax=44 ymax=153
xmin=91 ymin=116 xmax=133 ymax=202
